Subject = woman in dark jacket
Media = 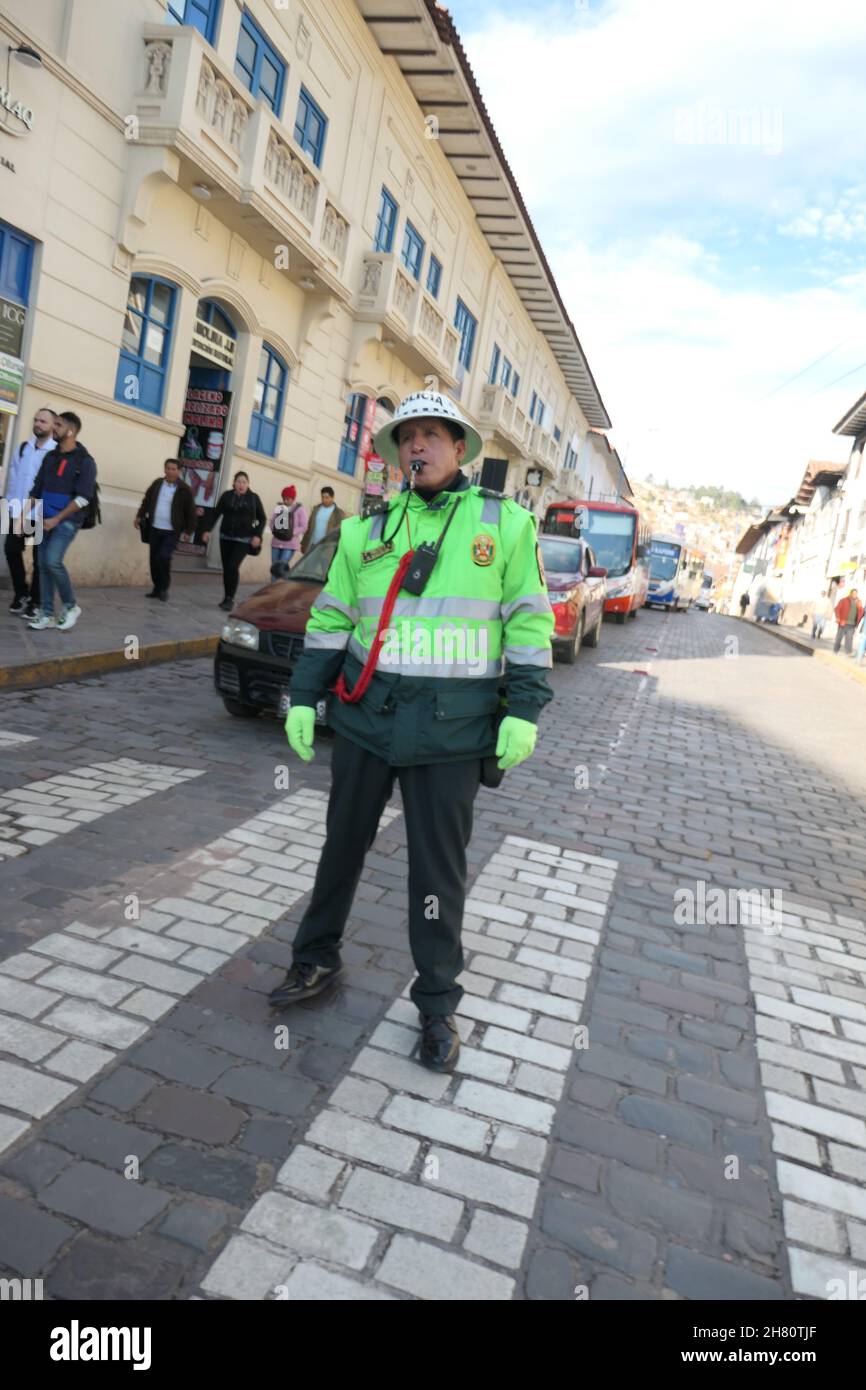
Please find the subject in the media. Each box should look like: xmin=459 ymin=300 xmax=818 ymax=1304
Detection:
xmin=202 ymin=471 xmax=266 ymax=611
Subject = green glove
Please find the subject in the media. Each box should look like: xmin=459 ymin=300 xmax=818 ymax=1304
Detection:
xmin=285 ymin=705 xmax=315 ymax=762
xmin=495 ymin=715 xmax=537 ymax=770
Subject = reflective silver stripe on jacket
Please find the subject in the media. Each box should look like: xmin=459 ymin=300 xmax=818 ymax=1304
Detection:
xmin=312 ymin=590 xmax=359 ymax=623
xmin=501 ymin=592 xmax=553 ymax=623
xmin=480 ymin=496 xmax=502 ymax=526
xmin=357 ymin=596 xmax=501 ymax=621
xmin=304 ymin=630 xmax=350 ymax=650
xmin=348 ymin=632 xmax=502 ymax=679
xmin=368 ymin=511 xmax=387 ymax=540
xmin=503 ymin=644 xmax=554 ymax=668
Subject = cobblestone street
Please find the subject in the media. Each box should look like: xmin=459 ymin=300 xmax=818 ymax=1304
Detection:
xmin=0 ymin=608 xmax=865 ymax=1301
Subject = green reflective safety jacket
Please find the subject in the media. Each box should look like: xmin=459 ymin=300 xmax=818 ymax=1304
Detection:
xmin=289 ymin=471 xmax=554 ymax=765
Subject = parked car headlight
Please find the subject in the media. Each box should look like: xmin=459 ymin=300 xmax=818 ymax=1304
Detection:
xmin=222 ymin=618 xmax=259 ymax=650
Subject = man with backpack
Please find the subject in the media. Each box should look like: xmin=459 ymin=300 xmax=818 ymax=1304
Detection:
xmin=269 ymin=485 xmax=307 ymax=574
xmin=27 ymin=411 xmax=97 ymax=631
xmin=3 ymin=405 xmax=56 ymax=618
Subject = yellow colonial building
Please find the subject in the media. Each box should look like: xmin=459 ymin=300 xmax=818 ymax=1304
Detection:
xmin=0 ymin=0 xmax=612 ymax=588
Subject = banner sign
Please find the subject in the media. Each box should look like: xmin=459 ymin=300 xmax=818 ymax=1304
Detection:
xmin=176 ymin=388 xmax=232 ymax=555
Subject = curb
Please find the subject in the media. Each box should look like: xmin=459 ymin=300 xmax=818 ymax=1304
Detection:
xmin=0 ymin=635 xmax=218 ymax=693
xmin=739 ymin=618 xmax=813 ymax=655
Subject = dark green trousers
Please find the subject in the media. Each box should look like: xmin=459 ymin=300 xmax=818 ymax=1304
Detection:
xmin=292 ymin=734 xmax=482 ymax=1015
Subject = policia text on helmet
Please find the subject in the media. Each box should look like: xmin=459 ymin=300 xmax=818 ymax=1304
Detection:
xmin=271 ymin=390 xmax=555 ymax=1073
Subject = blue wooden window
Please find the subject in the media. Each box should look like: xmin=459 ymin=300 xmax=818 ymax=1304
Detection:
xmin=454 ymin=298 xmax=477 ymax=371
xmin=500 ymin=356 xmax=512 ymax=391
xmin=511 ymin=371 xmax=520 ymax=398
xmin=166 ymin=0 xmax=220 ymax=43
xmin=339 ymin=392 xmax=367 ymax=475
xmin=401 ymin=220 xmax=425 ymax=280
xmin=529 ymin=389 xmax=537 ymax=418
xmin=489 ymin=343 xmax=501 ymax=384
xmin=115 ymin=275 xmax=176 ymax=415
xmin=530 ymin=392 xmax=544 ymax=425
xmin=0 ymin=219 xmax=34 ymax=305
xmin=294 ymin=86 xmax=327 ymax=167
xmin=426 ymin=254 xmax=442 ymax=299
xmin=554 ymin=425 xmax=562 ymax=443
xmin=234 ymin=9 xmax=285 ymax=115
xmin=248 ymin=343 xmax=287 ymax=456
xmin=374 ymin=187 xmax=398 ymax=252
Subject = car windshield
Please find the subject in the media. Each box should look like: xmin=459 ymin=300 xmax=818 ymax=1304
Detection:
xmin=581 ymin=511 xmax=636 ymax=578
xmin=650 ymin=546 xmax=681 ymax=582
xmin=282 ymin=535 xmax=338 ymax=583
xmin=540 ymin=539 xmax=583 ymax=574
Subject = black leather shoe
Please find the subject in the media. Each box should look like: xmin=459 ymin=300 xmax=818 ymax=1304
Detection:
xmin=268 ymin=961 xmax=343 ymax=1007
xmin=157 ymin=590 xmax=168 ymax=602
xmin=146 ymin=589 xmax=160 ymax=598
xmin=418 ymin=1014 xmax=460 ymax=1072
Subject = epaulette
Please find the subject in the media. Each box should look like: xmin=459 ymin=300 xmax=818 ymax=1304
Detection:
xmin=361 ymin=499 xmax=390 ymax=519
xmin=475 ymin=486 xmax=507 ymax=499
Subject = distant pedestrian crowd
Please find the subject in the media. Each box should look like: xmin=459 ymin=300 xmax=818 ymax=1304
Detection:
xmin=3 ymin=405 xmax=348 ymax=628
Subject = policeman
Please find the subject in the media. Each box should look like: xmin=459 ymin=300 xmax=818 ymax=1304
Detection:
xmin=269 ymin=390 xmax=554 ymax=1071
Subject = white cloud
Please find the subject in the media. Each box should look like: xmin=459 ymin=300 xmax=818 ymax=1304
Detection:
xmin=458 ymin=0 xmax=866 ymax=499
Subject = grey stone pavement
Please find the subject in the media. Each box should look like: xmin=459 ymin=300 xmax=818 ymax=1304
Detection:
xmin=1 ymin=570 xmax=260 ymax=674
xmin=0 ymin=608 xmax=865 ymax=1300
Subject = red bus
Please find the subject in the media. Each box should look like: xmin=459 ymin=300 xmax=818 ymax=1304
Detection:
xmin=541 ymin=500 xmax=651 ymax=621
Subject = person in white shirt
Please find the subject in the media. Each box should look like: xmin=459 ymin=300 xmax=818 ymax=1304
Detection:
xmin=811 ymin=590 xmax=833 ymax=641
xmin=3 ymin=406 xmax=56 ymax=616
xmin=134 ymin=459 xmax=196 ymax=601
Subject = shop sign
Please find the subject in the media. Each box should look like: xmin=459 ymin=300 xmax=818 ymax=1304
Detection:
xmin=526 ymin=467 xmax=542 ymax=488
xmin=0 ymin=297 xmax=25 ymax=356
xmin=0 ymin=84 xmax=35 ymax=138
xmin=191 ymin=317 xmax=235 ymax=370
xmin=0 ymin=351 xmax=24 ymax=414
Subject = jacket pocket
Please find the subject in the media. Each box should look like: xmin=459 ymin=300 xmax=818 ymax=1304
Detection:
xmin=433 ymin=688 xmax=501 ymax=720
xmin=415 ymin=686 xmax=501 ymax=761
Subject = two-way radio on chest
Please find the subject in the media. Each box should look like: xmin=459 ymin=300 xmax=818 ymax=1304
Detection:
xmin=333 ymin=483 xmax=465 ymax=704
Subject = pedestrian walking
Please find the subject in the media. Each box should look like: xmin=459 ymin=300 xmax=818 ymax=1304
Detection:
xmin=269 ymin=485 xmax=307 ymax=573
xmin=3 ymin=405 xmax=55 ymax=618
xmin=269 ymin=389 xmax=555 ymax=1072
xmin=27 ymin=411 xmax=96 ymax=631
xmin=202 ymin=470 xmax=266 ymax=611
xmin=134 ymin=459 xmax=196 ymax=601
xmin=739 ymin=591 xmax=749 ymax=618
xmin=833 ymin=588 xmax=863 ymax=655
xmin=300 ymin=485 xmax=345 ymax=555
xmin=811 ymin=591 xmax=833 ymax=640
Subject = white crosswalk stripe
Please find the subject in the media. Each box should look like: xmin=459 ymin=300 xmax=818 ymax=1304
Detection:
xmin=0 ymin=758 xmax=202 ymax=858
xmin=200 ymin=835 xmax=616 ymax=1301
xmin=0 ymin=731 xmax=36 ymax=750
xmin=0 ymin=787 xmax=399 ymax=1153
xmin=746 ymin=902 xmax=866 ymax=1296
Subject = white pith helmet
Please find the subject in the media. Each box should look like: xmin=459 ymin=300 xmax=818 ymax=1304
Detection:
xmin=372 ymin=389 xmax=483 ymax=468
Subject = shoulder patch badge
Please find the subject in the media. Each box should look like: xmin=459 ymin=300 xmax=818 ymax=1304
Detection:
xmin=472 ymin=532 xmax=496 ymax=566
xmin=536 ymin=542 xmax=547 ymax=587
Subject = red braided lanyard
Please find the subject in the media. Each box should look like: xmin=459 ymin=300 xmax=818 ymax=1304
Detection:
xmin=331 ymin=506 xmax=414 ymax=704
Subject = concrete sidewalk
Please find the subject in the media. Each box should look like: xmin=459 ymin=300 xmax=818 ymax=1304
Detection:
xmin=0 ymin=572 xmax=259 ymax=691
xmin=738 ymin=614 xmax=866 ymax=686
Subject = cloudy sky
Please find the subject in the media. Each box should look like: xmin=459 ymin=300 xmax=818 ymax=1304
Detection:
xmin=453 ymin=0 xmax=866 ymax=504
